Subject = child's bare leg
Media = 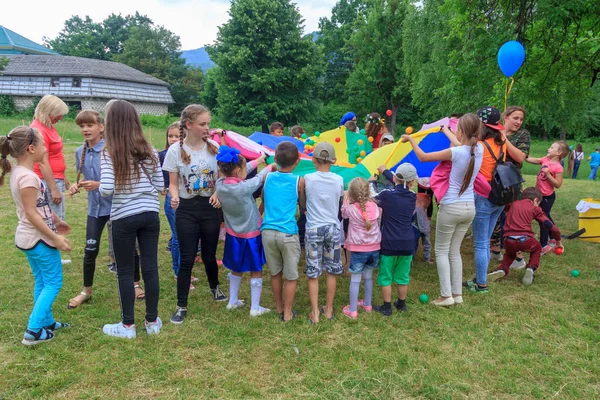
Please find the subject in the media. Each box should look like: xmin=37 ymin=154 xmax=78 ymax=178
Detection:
xmin=323 ymin=272 xmax=337 ymax=318
xmin=308 ymin=278 xmax=320 ymax=323
xmin=271 ymin=272 xmax=284 ymax=314
xmin=396 ymin=284 xmax=408 ymax=301
xmin=382 ymin=285 xmax=392 ymax=303
xmin=283 ymin=279 xmax=297 ymax=321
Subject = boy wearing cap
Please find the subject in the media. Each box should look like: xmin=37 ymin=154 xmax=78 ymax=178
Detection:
xmin=303 ymin=142 xmax=344 ymax=323
xmin=371 ymin=163 xmax=417 ymax=316
xmin=588 ymin=147 xmax=600 ymax=180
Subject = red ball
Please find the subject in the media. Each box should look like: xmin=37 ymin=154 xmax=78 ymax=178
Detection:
xmin=386 ymin=109 xmax=393 ymax=117
xmin=335 ymin=137 xmax=341 ymax=143
xmin=554 ymin=247 xmax=563 ymax=255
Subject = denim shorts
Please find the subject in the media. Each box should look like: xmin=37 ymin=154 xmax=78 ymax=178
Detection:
xmin=348 ymin=250 xmax=380 ymax=274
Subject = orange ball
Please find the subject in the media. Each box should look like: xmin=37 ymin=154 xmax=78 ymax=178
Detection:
xmin=360 ymin=150 xmax=366 ymax=157
xmin=357 ymin=139 xmax=364 ymax=145
xmin=405 ymin=126 xmax=413 ymax=134
xmin=367 ymin=137 xmax=374 ymax=143
xmin=356 ymin=157 xmax=363 ymax=163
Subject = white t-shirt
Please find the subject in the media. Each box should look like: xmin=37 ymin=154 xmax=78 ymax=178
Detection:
xmin=305 ymin=171 xmax=344 ymax=229
xmin=10 ymin=166 xmax=57 ymax=249
xmin=441 ymin=143 xmax=484 ymax=205
xmin=162 ymin=140 xmax=219 ymax=199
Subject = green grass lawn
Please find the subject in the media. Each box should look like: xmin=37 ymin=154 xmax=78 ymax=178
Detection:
xmin=0 ymin=119 xmax=599 ymax=398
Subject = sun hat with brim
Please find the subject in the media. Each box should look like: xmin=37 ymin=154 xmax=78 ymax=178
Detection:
xmin=314 ymin=142 xmax=336 ymax=163
xmin=381 ymin=133 xmax=394 ymax=142
xmin=477 ymin=106 xmax=505 ymax=131
xmin=394 ymin=163 xmax=418 ymax=182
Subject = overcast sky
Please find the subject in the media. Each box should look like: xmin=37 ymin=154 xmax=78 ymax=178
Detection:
xmin=3 ymin=0 xmax=336 ymax=50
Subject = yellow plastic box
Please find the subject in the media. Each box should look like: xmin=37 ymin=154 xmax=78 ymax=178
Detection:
xmin=578 ymin=198 xmax=600 ymax=243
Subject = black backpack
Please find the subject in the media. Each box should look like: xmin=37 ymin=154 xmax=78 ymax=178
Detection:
xmin=482 ymin=141 xmax=524 ymax=206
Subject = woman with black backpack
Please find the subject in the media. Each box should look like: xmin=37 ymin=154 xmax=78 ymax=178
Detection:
xmin=463 ymin=106 xmax=525 ymax=294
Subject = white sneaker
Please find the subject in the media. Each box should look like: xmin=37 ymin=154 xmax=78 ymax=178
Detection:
xmin=510 ymin=258 xmax=526 ymax=270
xmin=522 ymin=267 xmax=535 ymax=286
xmin=249 ymin=306 xmax=271 ymax=317
xmin=452 ymin=296 xmax=463 ymax=304
xmin=61 ymin=259 xmax=72 ymax=265
xmin=226 ymin=300 xmax=245 ymax=310
xmin=102 ymin=322 xmax=136 ymax=339
xmin=490 ymin=251 xmax=503 ymax=261
xmin=145 ymin=317 xmax=162 ymax=335
xmin=433 ymin=297 xmax=455 ymax=307
xmin=488 ymin=270 xmax=506 ymax=282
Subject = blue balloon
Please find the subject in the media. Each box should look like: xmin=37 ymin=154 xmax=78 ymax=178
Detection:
xmin=497 ymin=41 xmax=525 ymax=77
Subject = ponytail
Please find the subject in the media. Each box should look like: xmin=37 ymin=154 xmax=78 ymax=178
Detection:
xmin=76 ymin=140 xmax=88 ymax=185
xmin=0 ymin=137 xmax=11 ymax=186
xmin=179 ymin=123 xmax=190 ymax=165
xmin=459 ymin=137 xmax=477 ymax=196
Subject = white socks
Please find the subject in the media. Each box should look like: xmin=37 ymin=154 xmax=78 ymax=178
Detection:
xmin=228 ymin=274 xmax=242 ymax=307
xmin=250 ymin=278 xmax=263 ymax=311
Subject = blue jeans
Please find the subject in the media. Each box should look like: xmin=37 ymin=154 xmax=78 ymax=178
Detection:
xmin=472 ymin=194 xmax=504 ymax=285
xmin=572 ymin=160 xmax=581 ymax=179
xmin=22 ymin=241 xmax=63 ymax=330
xmin=348 ymin=249 xmax=380 ymax=274
xmin=165 ymin=194 xmax=180 ymax=276
xmin=589 ymin=165 xmax=599 ymax=180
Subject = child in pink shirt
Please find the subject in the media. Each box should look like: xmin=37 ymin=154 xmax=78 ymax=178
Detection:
xmin=341 ymin=177 xmax=381 ymax=319
xmin=526 ymin=141 xmax=569 ymax=254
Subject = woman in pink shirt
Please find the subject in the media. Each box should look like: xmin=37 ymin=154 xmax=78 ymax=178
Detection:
xmin=341 ymin=177 xmax=381 ymax=319
xmin=31 ymin=95 xmax=69 ymax=220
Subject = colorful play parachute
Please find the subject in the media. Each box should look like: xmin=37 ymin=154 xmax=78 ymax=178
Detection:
xmin=218 ymin=117 xmax=457 ymax=187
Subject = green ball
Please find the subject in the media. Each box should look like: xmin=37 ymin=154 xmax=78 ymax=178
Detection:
xmin=571 ymin=269 xmax=580 ymax=277
xmin=346 ymin=148 xmax=351 ymax=154
xmin=360 ymin=129 xmax=366 ymax=135
xmin=419 ymin=294 xmax=429 ymax=304
xmin=315 ymin=131 xmax=321 ymax=137
xmin=301 ymin=134 xmax=307 ymax=139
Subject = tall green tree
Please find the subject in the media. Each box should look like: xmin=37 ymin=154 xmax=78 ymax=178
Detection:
xmin=208 ymin=0 xmax=324 ymax=130
xmin=402 ymin=0 xmax=600 ymax=138
xmin=44 ymin=13 xmax=152 ymax=60
xmin=317 ymin=0 xmax=368 ymax=102
xmin=346 ymin=0 xmax=415 ymax=134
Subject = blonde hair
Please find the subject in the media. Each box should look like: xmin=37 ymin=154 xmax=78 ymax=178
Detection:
xmin=347 ymin=177 xmax=374 ymax=231
xmin=34 ymin=95 xmax=69 ymax=128
xmin=179 ymin=104 xmax=218 ymax=164
xmin=165 ymin=121 xmax=181 ymax=150
xmin=554 ymin=141 xmax=569 ymax=160
xmin=0 ymin=126 xmax=41 ymax=186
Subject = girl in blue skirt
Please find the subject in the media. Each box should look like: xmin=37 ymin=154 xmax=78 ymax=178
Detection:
xmin=215 ymin=145 xmax=275 ymax=317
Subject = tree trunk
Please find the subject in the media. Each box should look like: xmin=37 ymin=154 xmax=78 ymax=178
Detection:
xmin=387 ymin=104 xmax=398 ymax=137
xmin=542 ymin=130 xmax=549 ymax=141
xmin=559 ymin=130 xmax=566 ymax=141
xmin=261 ymin=122 xmax=268 ymax=134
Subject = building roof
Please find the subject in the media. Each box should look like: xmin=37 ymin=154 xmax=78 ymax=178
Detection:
xmin=0 ymin=26 xmax=58 ymax=55
xmin=1 ymin=55 xmax=169 ymax=86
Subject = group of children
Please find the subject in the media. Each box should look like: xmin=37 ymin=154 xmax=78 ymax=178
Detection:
xmin=1 ymin=100 xmax=596 ymax=345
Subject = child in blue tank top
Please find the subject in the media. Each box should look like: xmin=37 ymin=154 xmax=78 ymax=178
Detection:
xmin=261 ymin=142 xmax=305 ymax=322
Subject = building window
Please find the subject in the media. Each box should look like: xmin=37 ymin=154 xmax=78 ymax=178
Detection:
xmin=73 ymin=78 xmax=81 ymax=88
xmin=50 ymin=77 xmax=60 ymax=87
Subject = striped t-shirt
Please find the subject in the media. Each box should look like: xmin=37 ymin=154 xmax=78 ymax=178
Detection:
xmin=99 ymin=151 xmax=164 ymax=221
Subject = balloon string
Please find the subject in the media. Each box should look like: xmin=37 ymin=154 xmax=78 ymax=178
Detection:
xmin=504 ymin=77 xmax=515 ymax=112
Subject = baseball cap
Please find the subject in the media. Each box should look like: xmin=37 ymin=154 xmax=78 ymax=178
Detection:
xmin=381 ymin=133 xmax=394 ymax=142
xmin=314 ymin=142 xmax=336 ymax=163
xmin=477 ymin=106 xmax=505 ymax=131
xmin=394 ymin=163 xmax=418 ymax=182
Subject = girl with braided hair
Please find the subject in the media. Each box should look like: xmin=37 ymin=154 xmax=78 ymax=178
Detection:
xmin=162 ymin=104 xmax=225 ymax=325
xmin=341 ymin=177 xmax=381 ymax=319
xmin=402 ymin=113 xmax=483 ymax=306
xmin=1 ymin=126 xmax=71 ymax=345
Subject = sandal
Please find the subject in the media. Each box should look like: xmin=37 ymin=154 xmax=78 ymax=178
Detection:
xmin=134 ymin=284 xmax=145 ymax=300
xmin=67 ymin=291 xmax=92 ymax=309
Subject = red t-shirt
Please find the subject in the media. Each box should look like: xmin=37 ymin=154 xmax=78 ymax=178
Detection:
xmin=32 ymin=119 xmax=66 ymax=180
xmin=503 ymin=199 xmax=560 ymax=240
xmin=536 ymin=156 xmax=562 ymax=196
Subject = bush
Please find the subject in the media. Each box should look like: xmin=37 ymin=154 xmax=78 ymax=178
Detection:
xmin=139 ymin=114 xmax=179 ymax=130
xmin=0 ymin=95 xmax=16 ymax=116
